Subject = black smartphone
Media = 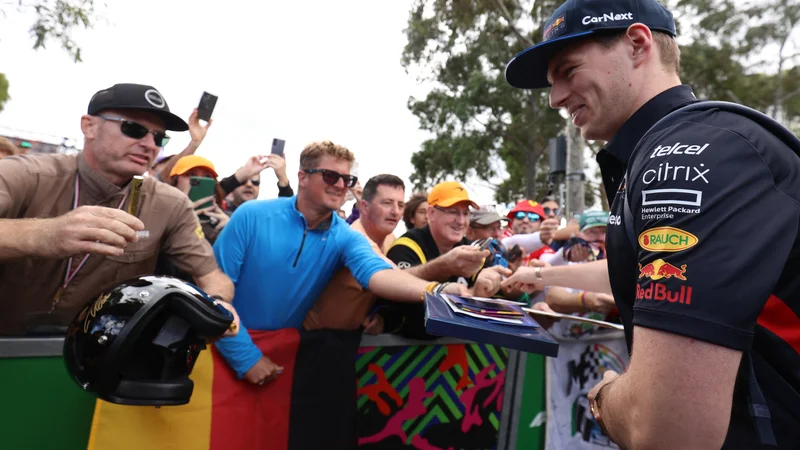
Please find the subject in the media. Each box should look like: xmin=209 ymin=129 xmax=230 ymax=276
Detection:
xmin=197 ymin=92 xmax=218 ymax=122
xmin=271 ymin=138 xmax=285 ymax=156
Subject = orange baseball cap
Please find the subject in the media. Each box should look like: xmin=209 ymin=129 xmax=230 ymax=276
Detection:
xmin=169 ymin=155 xmax=219 ymax=178
xmin=427 ymin=181 xmax=478 ymax=209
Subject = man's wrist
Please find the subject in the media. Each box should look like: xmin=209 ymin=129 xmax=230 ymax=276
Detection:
xmin=591 ymin=381 xmax=612 ymax=436
xmin=277 ymin=173 xmax=289 ymax=187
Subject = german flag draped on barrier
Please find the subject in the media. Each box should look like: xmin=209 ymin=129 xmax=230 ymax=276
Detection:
xmin=88 ymin=329 xmax=302 ymax=450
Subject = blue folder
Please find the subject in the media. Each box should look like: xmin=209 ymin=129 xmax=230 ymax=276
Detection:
xmin=424 ymin=293 xmax=559 ymax=357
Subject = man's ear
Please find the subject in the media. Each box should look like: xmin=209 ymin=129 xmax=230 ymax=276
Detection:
xmin=626 ymin=23 xmax=654 ymax=68
xmin=81 ymin=115 xmax=99 ymax=140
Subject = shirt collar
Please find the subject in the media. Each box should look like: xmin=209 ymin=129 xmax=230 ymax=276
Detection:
xmin=604 ymin=84 xmax=698 ymax=165
xmin=290 ymin=196 xmax=334 ymax=231
xmin=77 ymin=152 xmax=127 ymax=201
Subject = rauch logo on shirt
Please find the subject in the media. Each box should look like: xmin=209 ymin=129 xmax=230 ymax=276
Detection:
xmin=638 ymin=227 xmax=698 ymax=252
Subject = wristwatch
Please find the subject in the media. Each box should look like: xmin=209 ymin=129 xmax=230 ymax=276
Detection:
xmin=534 ymin=266 xmax=544 ymax=281
xmin=590 ymin=384 xmax=611 ymax=436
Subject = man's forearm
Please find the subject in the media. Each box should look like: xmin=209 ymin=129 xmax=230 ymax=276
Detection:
xmin=544 ymin=287 xmax=584 ymax=314
xmin=405 ymin=258 xmax=452 ymax=283
xmin=553 ymin=222 xmax=580 ymax=241
xmin=593 ymin=377 xmax=636 ymax=449
xmin=195 ymin=269 xmax=235 ymax=302
xmin=0 ymin=218 xmax=45 ymax=260
xmin=368 ymin=269 xmax=430 ymax=302
xmin=541 ymin=259 xmax=612 ymax=294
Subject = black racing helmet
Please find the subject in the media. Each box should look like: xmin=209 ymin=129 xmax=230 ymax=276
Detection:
xmin=63 ymin=276 xmax=234 ymax=406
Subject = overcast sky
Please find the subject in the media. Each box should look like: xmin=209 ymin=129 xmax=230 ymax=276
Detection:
xmin=0 ymin=0 xmax=517 ymax=233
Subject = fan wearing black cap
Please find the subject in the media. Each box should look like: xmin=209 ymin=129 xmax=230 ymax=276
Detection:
xmin=0 ymin=83 xmax=239 ymax=336
xmin=501 ymin=0 xmax=800 ymax=448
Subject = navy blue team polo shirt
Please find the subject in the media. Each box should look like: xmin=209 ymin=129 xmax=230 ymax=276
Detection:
xmin=600 ymin=84 xmax=800 ymax=448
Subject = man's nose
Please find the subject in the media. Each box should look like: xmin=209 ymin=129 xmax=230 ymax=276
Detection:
xmin=549 ymin=80 xmax=569 ymax=110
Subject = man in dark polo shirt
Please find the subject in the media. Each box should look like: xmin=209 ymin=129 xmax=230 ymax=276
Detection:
xmin=501 ymin=0 xmax=800 ymax=448
xmin=381 ymin=181 xmax=509 ymax=339
xmin=0 ymin=83 xmax=239 ymax=336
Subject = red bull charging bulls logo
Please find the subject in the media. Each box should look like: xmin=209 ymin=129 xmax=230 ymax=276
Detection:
xmin=637 ymin=259 xmax=692 ymax=304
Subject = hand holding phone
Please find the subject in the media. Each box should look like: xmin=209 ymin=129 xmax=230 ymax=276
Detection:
xmin=271 ymin=139 xmax=285 ymax=157
xmin=197 ymin=92 xmax=218 ymax=122
xmin=188 ymin=176 xmax=216 ymax=221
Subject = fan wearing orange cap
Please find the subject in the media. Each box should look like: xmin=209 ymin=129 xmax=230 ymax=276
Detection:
xmin=168 ymin=155 xmax=229 ymax=243
xmin=378 ymin=181 xmax=511 ymax=339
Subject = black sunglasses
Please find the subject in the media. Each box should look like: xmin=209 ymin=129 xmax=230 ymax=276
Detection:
xmin=246 ymin=178 xmax=260 ymax=187
xmin=304 ymin=169 xmax=358 ymax=188
xmin=543 ymin=207 xmax=561 ymax=216
xmin=98 ymin=115 xmax=170 ymax=147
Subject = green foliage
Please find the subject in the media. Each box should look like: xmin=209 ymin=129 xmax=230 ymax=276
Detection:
xmin=405 ymin=0 xmax=800 ymax=203
xmin=0 ymin=73 xmax=9 ymax=114
xmin=403 ymin=0 xmax=565 ymax=203
xmin=2 ymin=0 xmax=95 ymax=62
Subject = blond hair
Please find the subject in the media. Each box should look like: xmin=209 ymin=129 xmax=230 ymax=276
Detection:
xmin=299 ymin=140 xmax=355 ymax=170
xmin=0 ymin=137 xmax=20 ymax=158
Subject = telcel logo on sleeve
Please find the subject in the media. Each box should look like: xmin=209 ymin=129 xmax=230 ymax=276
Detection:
xmin=638 ymin=227 xmax=698 ymax=252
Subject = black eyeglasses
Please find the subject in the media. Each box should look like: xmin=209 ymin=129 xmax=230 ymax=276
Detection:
xmin=543 ymin=207 xmax=561 ymax=216
xmin=514 ymin=211 xmax=541 ymax=221
xmin=98 ymin=115 xmax=170 ymax=147
xmin=246 ymin=178 xmax=260 ymax=187
xmin=304 ymin=169 xmax=358 ymax=188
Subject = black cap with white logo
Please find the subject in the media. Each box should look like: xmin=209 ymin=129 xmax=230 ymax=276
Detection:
xmin=88 ymin=84 xmax=189 ymax=131
xmin=505 ymin=0 xmax=676 ymax=89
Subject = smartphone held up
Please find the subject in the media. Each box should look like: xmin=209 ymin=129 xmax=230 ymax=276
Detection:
xmin=197 ymin=92 xmax=218 ymax=122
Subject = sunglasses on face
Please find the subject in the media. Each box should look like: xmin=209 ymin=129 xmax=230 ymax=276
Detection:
xmin=98 ymin=115 xmax=170 ymax=147
xmin=514 ymin=211 xmax=541 ymax=221
xmin=304 ymin=169 xmax=358 ymax=188
xmin=543 ymin=207 xmax=561 ymax=216
xmin=246 ymin=178 xmax=260 ymax=187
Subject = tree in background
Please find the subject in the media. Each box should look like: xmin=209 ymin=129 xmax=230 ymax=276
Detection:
xmin=403 ymin=0 xmax=565 ymax=204
xmin=404 ymin=0 xmax=800 ymax=206
xmin=0 ymin=0 xmax=97 ymax=111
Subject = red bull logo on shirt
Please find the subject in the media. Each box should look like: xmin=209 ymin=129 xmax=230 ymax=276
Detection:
xmin=638 ymin=227 xmax=698 ymax=252
xmin=637 ymin=259 xmax=687 ymax=280
xmin=637 ymin=259 xmax=692 ymax=305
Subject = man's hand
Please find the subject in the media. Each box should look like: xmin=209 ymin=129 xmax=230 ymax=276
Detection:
xmin=566 ymin=243 xmax=593 ymax=262
xmin=538 ymin=218 xmax=560 ymax=244
xmin=234 ymin=155 xmax=271 ymax=183
xmin=243 ymin=356 xmax=284 ymax=386
xmin=443 ymin=246 xmax=490 ymax=277
xmin=215 ymin=300 xmax=241 ymax=338
xmin=188 ymin=108 xmax=212 ymax=144
xmin=350 ymin=181 xmax=363 ymax=203
xmin=530 ymin=301 xmax=558 ymax=329
xmin=36 ymin=206 xmax=145 ymax=258
xmin=584 ymin=292 xmax=616 ymax=314
xmin=441 ymin=282 xmax=470 ymax=297
xmin=588 ymin=369 xmax=619 ymax=403
xmin=362 ymin=314 xmax=384 ymax=335
xmin=472 ymin=266 xmax=513 ymax=298
xmin=501 ymin=261 xmax=551 ymax=293
xmin=263 ymin=154 xmax=290 ymax=187
xmin=198 ymin=204 xmax=230 ymax=231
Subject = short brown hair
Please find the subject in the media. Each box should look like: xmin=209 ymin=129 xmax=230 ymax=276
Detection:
xmin=595 ymin=29 xmax=680 ymax=75
xmin=403 ymin=192 xmax=428 ymax=230
xmin=363 ymin=174 xmax=405 ymax=203
xmin=299 ymin=140 xmax=355 ymax=170
xmin=0 ymin=137 xmax=20 ymax=158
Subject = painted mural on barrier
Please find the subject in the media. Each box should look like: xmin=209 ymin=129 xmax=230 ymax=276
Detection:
xmin=547 ymin=340 xmax=629 ymax=450
xmin=356 ymin=343 xmax=508 ymax=450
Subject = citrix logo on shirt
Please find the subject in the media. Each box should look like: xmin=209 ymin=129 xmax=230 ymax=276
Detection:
xmin=582 ymin=12 xmax=633 ymax=25
xmin=642 ymin=162 xmax=710 ymax=184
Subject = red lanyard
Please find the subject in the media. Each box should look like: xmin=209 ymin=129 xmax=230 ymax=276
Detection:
xmin=51 ymin=175 xmax=128 ymax=310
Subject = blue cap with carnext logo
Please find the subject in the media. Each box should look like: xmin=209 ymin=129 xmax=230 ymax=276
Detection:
xmin=505 ymin=0 xmax=676 ymax=89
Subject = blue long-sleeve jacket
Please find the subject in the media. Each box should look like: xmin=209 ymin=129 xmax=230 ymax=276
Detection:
xmin=212 ymin=196 xmax=392 ymax=377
